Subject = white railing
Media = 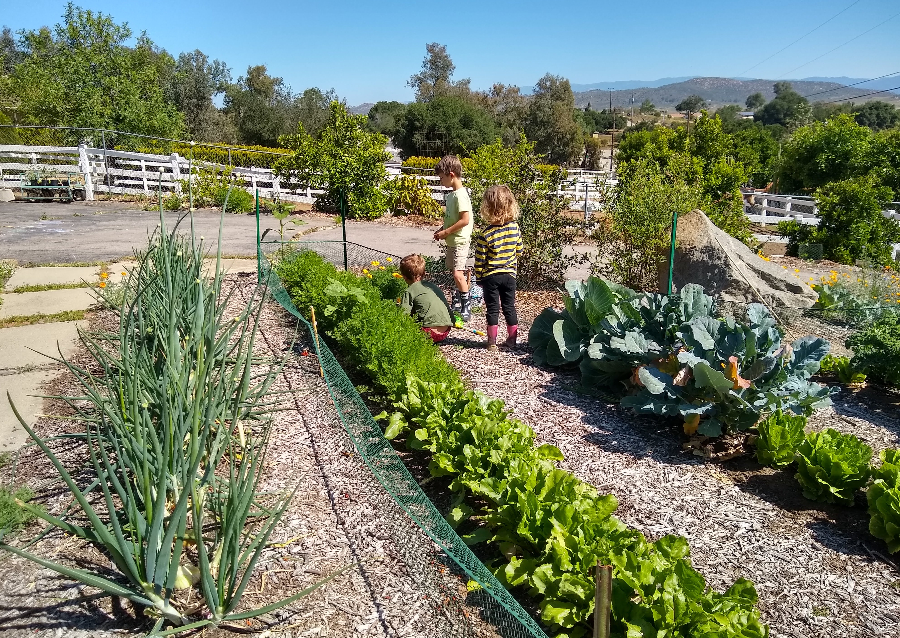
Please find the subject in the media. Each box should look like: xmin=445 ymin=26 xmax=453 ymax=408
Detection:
xmin=0 ymin=145 xmax=326 ymax=202
xmin=743 ymin=189 xmax=900 ymax=260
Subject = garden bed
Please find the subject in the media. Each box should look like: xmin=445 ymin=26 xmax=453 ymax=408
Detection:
xmin=437 ymin=306 xmax=900 ymax=638
xmin=0 ymin=276 xmax=498 ymax=638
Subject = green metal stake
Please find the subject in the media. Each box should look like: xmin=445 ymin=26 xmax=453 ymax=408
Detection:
xmin=256 ymin=189 xmax=261 ymax=283
xmin=667 ymin=210 xmax=678 ymax=296
xmin=341 ymin=188 xmax=349 ymax=271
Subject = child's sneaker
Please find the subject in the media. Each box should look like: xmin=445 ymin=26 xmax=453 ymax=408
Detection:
xmin=460 ymin=291 xmax=472 ymax=322
xmin=450 ymin=290 xmax=462 ymax=313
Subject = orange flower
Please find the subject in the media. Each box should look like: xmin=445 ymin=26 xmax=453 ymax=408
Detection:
xmin=98 ymin=281 xmax=107 ymax=288
xmin=725 ymin=356 xmax=751 ymax=390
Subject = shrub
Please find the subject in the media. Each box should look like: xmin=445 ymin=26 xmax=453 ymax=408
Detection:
xmin=868 ymin=449 xmax=900 ymax=552
xmin=780 ymin=176 xmax=898 ymax=265
xmin=465 ymin=136 xmax=576 ymax=288
xmin=848 ymin=312 xmax=900 ymax=388
xmin=811 ymin=267 xmax=900 ymax=324
xmin=591 ymin=157 xmax=702 ymax=290
xmin=795 ymin=428 xmax=872 ymax=504
xmin=181 ymin=165 xmax=253 ymax=212
xmin=755 ymin=409 xmax=806 ymax=468
xmin=277 ymin=102 xmax=390 ymax=220
xmin=134 ymin=143 xmax=291 ymax=170
xmin=162 ymin=192 xmax=182 ymax=211
xmin=530 ymin=277 xmax=833 ymax=436
xmin=385 ymin=174 xmax=442 ymax=218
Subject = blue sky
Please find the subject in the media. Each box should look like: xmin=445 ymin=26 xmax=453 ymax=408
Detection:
xmin=5 ymin=0 xmax=900 ymax=104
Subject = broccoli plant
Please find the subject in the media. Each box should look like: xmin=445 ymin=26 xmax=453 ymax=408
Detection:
xmin=795 ymin=428 xmax=872 ymax=505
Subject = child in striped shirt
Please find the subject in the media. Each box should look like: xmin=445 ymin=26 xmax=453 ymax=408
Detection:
xmin=474 ymin=185 xmax=523 ymax=350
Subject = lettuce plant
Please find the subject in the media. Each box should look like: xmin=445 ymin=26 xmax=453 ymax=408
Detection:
xmin=756 ymin=410 xmax=806 ymax=468
xmin=795 ymin=428 xmax=872 ymax=505
xmin=384 ymin=376 xmax=767 ymax=638
xmin=868 ymin=449 xmax=900 ymax=552
xmin=530 ymin=277 xmax=834 ymax=437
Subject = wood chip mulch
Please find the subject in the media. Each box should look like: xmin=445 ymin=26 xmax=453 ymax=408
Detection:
xmin=0 ymin=276 xmax=502 ymax=638
xmin=438 ymin=290 xmax=900 ymax=638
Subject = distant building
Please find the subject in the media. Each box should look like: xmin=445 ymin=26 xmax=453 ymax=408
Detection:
xmin=738 ymin=111 xmax=755 ymax=120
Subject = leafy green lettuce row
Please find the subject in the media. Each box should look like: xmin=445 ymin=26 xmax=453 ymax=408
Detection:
xmin=755 ymin=410 xmax=807 ymax=468
xmin=868 ymin=449 xmax=900 ymax=552
xmin=529 ymin=277 xmax=833 ymax=437
xmin=795 ymin=428 xmax=872 ymax=505
xmin=385 ymin=376 xmax=768 ymax=638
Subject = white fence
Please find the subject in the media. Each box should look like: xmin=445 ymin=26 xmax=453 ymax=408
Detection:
xmin=0 ymin=144 xmax=328 ymax=203
xmin=742 ymin=189 xmax=900 ymax=260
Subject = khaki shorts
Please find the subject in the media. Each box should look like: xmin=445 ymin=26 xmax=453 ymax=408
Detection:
xmin=445 ymin=242 xmax=470 ymax=272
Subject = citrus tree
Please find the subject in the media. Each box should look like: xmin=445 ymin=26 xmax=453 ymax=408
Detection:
xmin=276 ymin=102 xmax=390 ymax=219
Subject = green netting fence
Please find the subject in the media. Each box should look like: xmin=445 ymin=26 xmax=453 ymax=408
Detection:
xmin=258 ymin=240 xmax=549 ymax=638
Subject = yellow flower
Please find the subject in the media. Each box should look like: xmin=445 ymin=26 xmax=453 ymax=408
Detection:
xmin=121 ymin=271 xmax=127 ymax=276
xmin=362 ymin=268 xmax=369 ymax=274
xmin=794 ymin=269 xmax=799 ymax=273
xmin=98 ymin=281 xmax=107 ymax=288
xmin=386 ymin=257 xmax=393 ymax=262
xmin=371 ymin=261 xmax=380 ymax=267
xmin=392 ymin=272 xmax=402 ymax=278
xmin=99 ymin=272 xmax=108 ymax=279
xmin=379 ymin=266 xmax=385 ymax=270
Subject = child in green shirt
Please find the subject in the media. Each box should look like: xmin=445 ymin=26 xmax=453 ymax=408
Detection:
xmin=433 ymin=155 xmax=474 ymax=321
xmin=399 ymin=254 xmax=453 ymax=343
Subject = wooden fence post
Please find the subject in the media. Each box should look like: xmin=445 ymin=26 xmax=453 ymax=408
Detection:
xmin=78 ymin=144 xmax=94 ymax=201
xmin=594 ymin=563 xmax=612 ymax=638
xmin=140 ymin=158 xmax=149 ymax=196
xmin=170 ymin=153 xmax=182 ymax=195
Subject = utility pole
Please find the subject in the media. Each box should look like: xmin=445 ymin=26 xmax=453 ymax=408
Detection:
xmin=608 ymin=89 xmax=615 ymax=174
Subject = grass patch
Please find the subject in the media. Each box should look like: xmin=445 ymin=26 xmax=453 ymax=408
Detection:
xmin=0 ymin=309 xmax=86 ymax=328
xmin=19 ymin=258 xmax=132 ymax=268
xmin=11 ymin=282 xmax=90 ymax=293
xmin=0 ymin=486 xmax=39 ymax=532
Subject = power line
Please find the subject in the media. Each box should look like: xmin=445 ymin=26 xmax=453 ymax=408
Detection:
xmin=777 ymin=10 xmax=900 ymax=79
xmin=822 ymin=84 xmax=900 ymax=104
xmin=801 ymin=70 xmax=900 ymax=98
xmin=737 ymin=0 xmax=862 ymax=77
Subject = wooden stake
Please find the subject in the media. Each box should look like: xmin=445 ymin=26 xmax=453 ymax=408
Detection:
xmin=594 ymin=562 xmax=612 ymax=638
xmin=309 ymin=306 xmax=324 ymax=378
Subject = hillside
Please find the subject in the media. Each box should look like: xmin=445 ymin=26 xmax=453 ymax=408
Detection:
xmin=573 ymin=77 xmax=900 ymax=110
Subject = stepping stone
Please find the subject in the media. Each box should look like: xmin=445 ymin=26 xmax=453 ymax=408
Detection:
xmin=0 ymin=321 xmax=84 ymax=370
xmin=0 ymin=369 xmax=56 ymax=452
xmin=0 ymin=288 xmax=96 ymax=319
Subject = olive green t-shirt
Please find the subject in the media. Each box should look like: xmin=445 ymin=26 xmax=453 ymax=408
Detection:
xmin=444 ymin=187 xmax=473 ymax=247
xmin=401 ymin=281 xmax=453 ymax=328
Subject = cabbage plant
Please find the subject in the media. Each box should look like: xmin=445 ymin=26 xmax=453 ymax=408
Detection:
xmin=530 ymin=277 xmax=833 ymax=436
xmin=795 ymin=428 xmax=872 ymax=505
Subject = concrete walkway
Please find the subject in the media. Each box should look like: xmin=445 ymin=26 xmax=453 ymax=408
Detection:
xmin=0 ymin=257 xmax=259 ymax=452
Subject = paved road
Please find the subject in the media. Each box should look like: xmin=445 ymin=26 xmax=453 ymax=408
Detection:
xmin=0 ymin=201 xmax=441 ymax=264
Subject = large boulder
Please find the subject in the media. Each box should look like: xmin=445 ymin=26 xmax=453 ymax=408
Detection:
xmin=658 ymin=209 xmax=817 ymax=307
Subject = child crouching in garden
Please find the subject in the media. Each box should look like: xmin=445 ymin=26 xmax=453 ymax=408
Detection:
xmin=474 ymin=185 xmax=522 ymax=350
xmin=399 ymin=254 xmax=454 ymax=343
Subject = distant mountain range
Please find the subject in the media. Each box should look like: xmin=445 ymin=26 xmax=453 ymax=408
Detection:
xmin=571 ymin=77 xmax=900 ymax=110
xmin=348 ymin=76 xmax=900 ymax=114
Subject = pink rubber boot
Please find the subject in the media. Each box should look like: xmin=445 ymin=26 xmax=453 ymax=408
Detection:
xmin=487 ymin=325 xmax=498 ymax=350
xmin=505 ymin=325 xmax=518 ymax=348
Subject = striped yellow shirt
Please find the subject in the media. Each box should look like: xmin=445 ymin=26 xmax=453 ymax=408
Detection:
xmin=474 ymin=221 xmax=523 ymax=279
